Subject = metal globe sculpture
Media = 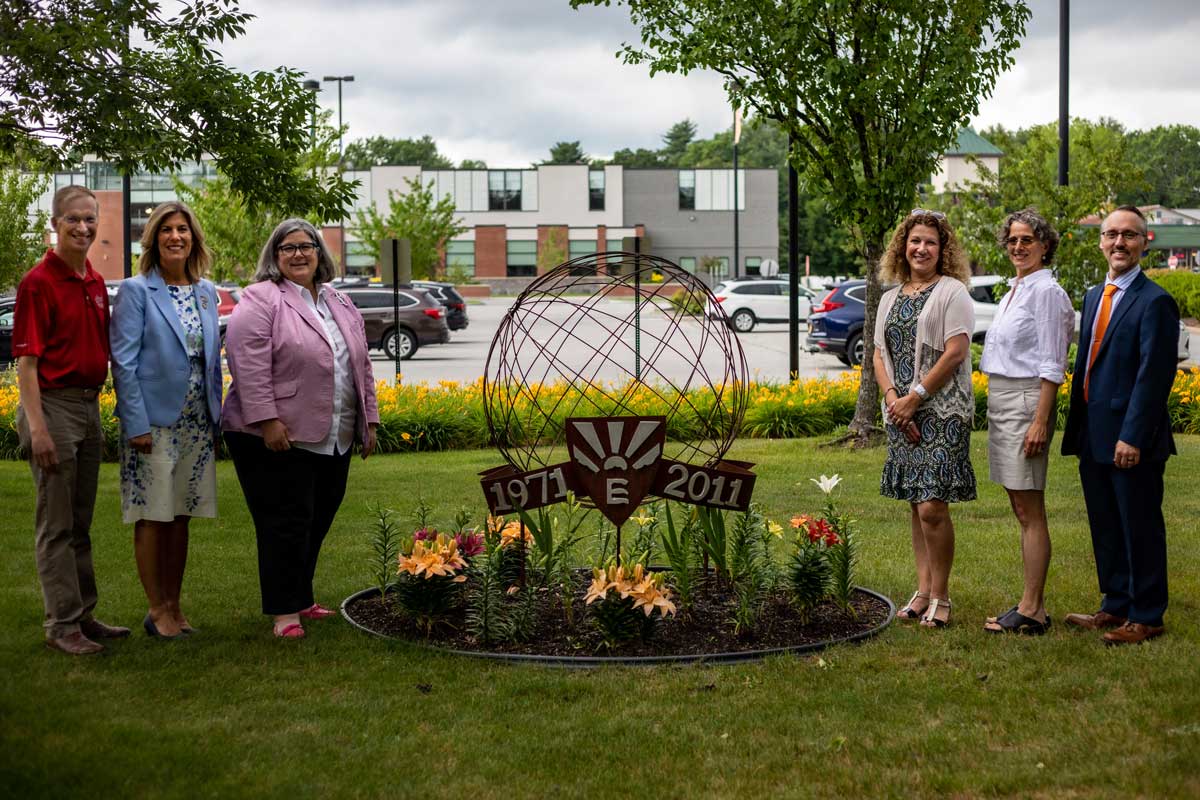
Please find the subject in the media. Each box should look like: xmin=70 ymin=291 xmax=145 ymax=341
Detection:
xmin=482 ymin=252 xmax=749 ymax=477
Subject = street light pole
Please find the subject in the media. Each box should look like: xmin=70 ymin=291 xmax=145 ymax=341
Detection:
xmin=322 ymin=74 xmax=354 ymax=164
xmin=1058 ymin=0 xmax=1069 ymax=186
xmin=302 ymin=79 xmax=321 ymax=147
xmin=322 ymin=74 xmax=354 ymax=274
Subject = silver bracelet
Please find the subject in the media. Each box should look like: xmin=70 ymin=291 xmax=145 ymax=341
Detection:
xmin=913 ymin=383 xmax=929 ymax=400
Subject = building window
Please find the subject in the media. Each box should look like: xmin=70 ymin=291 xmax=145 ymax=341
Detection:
xmin=589 ymin=171 xmax=605 ymax=210
xmin=678 ymin=170 xmax=695 ymax=210
xmin=568 ymin=240 xmax=597 ymax=274
xmin=445 ymin=240 xmax=475 ymax=277
xmin=506 ymin=240 xmax=537 ymax=277
xmin=745 ymin=256 xmax=762 ymax=276
xmin=679 ymin=256 xmax=696 ymax=273
xmin=489 ymin=170 xmax=523 ymax=210
xmin=569 ymin=240 xmax=597 ymax=258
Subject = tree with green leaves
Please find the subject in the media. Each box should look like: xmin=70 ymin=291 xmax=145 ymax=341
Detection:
xmin=945 ymin=118 xmax=1139 ymax=304
xmin=1120 ymin=125 xmax=1200 ymax=208
xmin=177 ymin=110 xmax=346 ymax=283
xmin=609 ymin=147 xmax=664 ymax=168
xmin=543 ymin=141 xmax=588 ymax=164
xmin=458 ymin=159 xmax=488 ymax=169
xmin=0 ymin=163 xmax=47 ymax=290
xmin=342 ymin=135 xmax=455 ymax=170
xmin=351 ymin=178 xmax=466 ymax=280
xmin=175 ymin=174 xmax=277 ymax=284
xmin=0 ymin=0 xmax=353 ymax=222
xmin=572 ymin=0 xmax=1029 ymax=444
xmin=661 ymin=119 xmax=697 ymax=164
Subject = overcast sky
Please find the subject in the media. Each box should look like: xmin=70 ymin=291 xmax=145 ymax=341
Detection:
xmin=222 ymin=0 xmax=1200 ymax=166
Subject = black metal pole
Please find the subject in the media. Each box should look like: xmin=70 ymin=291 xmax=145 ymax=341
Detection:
xmin=392 ymin=239 xmax=401 ymax=385
xmin=1058 ymin=0 xmax=1069 ymax=186
xmin=788 ymin=130 xmax=800 ymax=379
xmin=633 ymin=235 xmax=642 ymax=381
xmin=733 ymin=108 xmax=740 ymax=278
xmin=122 ymin=172 xmax=132 ymax=278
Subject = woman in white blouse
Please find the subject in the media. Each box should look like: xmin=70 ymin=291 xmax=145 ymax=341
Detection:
xmin=979 ymin=208 xmax=1074 ymax=635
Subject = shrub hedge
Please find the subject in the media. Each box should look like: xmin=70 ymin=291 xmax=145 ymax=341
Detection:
xmin=1147 ymin=268 xmax=1200 ymax=320
xmin=4 ymin=366 xmax=1200 ymax=462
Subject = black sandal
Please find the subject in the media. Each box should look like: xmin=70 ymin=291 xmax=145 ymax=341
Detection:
xmin=985 ymin=607 xmax=1050 ymax=635
xmin=897 ymin=591 xmax=929 ymax=622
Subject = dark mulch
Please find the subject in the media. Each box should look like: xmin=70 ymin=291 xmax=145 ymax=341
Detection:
xmin=345 ymin=574 xmax=891 ymax=659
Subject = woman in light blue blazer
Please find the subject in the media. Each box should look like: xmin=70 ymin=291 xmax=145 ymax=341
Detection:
xmin=111 ymin=201 xmax=222 ymax=639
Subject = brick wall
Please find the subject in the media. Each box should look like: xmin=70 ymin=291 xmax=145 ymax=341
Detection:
xmin=475 ymin=225 xmax=507 ymax=278
xmin=91 ymin=191 xmax=125 ymax=280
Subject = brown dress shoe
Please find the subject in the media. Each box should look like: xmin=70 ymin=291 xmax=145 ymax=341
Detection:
xmin=80 ymin=618 xmax=131 ymax=639
xmin=46 ymin=631 xmax=104 ymax=655
xmin=1064 ymin=610 xmax=1127 ymax=630
xmin=1103 ymin=622 xmax=1165 ymax=645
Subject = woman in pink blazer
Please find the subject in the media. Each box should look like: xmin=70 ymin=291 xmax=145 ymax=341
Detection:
xmin=222 ymin=219 xmax=379 ymax=639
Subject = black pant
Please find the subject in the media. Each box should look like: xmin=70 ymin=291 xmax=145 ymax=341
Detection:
xmin=225 ymin=432 xmax=352 ymax=616
xmin=1078 ymin=434 xmax=1169 ymax=627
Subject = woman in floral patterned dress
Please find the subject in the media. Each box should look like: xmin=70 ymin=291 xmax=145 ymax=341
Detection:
xmin=872 ymin=210 xmax=976 ymax=628
xmin=110 ymin=202 xmax=222 ymax=639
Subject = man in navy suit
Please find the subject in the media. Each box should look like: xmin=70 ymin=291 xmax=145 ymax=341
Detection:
xmin=1061 ymin=206 xmax=1179 ymax=645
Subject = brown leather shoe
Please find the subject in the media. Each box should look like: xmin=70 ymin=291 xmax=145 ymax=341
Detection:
xmin=1064 ymin=610 xmax=1127 ymax=630
xmin=1103 ymin=622 xmax=1165 ymax=645
xmin=80 ymin=618 xmax=131 ymax=639
xmin=46 ymin=631 xmax=104 ymax=655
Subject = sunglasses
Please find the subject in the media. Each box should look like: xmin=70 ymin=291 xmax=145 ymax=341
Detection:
xmin=910 ymin=208 xmax=946 ymax=220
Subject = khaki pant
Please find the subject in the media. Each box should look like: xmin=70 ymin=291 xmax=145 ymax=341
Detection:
xmin=17 ymin=388 xmax=104 ymax=639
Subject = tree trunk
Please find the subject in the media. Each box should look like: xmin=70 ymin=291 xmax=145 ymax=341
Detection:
xmin=846 ymin=239 xmax=886 ymax=447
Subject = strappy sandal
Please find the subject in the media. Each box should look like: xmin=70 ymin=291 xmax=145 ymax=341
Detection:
xmin=920 ymin=598 xmax=952 ymax=628
xmin=897 ymin=591 xmax=930 ymax=622
xmin=985 ymin=607 xmax=1050 ymax=635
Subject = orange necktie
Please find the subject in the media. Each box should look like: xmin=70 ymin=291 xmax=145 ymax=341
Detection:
xmin=1083 ymin=284 xmax=1120 ymax=401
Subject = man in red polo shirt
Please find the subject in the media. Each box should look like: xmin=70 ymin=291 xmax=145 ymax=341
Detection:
xmin=14 ymin=185 xmax=130 ymax=655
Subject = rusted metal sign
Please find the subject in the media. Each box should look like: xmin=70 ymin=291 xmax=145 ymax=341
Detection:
xmin=481 ymin=415 xmax=755 ymax=526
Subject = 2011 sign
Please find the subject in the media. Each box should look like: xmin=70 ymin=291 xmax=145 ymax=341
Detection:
xmin=651 ymin=459 xmax=755 ymax=511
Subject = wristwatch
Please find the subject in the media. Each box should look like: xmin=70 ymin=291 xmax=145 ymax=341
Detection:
xmin=913 ymin=383 xmax=929 ymax=400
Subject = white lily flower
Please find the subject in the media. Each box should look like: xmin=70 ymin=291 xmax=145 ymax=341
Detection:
xmin=810 ymin=474 xmax=842 ymax=495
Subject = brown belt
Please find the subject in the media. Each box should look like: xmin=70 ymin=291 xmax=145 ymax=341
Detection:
xmin=42 ymin=386 xmax=101 ymax=400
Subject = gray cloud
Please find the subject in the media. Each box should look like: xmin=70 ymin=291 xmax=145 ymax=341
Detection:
xmin=220 ymin=0 xmax=1200 ymax=166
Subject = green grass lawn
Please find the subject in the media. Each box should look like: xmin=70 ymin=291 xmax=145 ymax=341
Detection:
xmin=2 ymin=434 xmax=1198 ymax=798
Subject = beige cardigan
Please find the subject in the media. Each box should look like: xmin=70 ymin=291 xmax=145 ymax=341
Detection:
xmin=873 ymin=277 xmax=976 ymax=421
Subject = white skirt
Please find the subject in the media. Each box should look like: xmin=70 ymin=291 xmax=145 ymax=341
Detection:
xmin=986 ymin=375 xmax=1052 ymax=491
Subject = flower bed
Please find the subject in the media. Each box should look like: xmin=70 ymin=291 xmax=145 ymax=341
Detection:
xmin=3 ymin=367 xmax=1200 ymax=460
xmin=343 ymin=477 xmax=894 ymax=664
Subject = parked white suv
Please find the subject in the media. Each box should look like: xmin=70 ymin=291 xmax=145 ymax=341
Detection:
xmin=705 ymin=278 xmax=816 ymax=333
xmin=967 ymin=274 xmax=1006 ymax=342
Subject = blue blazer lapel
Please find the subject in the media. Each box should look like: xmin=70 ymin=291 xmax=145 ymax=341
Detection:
xmin=146 ymin=269 xmax=189 ymax=352
xmin=198 ymin=283 xmax=218 ymax=366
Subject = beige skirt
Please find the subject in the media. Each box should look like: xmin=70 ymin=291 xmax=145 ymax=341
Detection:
xmin=986 ymin=375 xmax=1052 ymax=491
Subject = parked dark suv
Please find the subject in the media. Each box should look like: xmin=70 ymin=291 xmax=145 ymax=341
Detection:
xmin=0 ymin=297 xmax=15 ymax=367
xmin=343 ymin=287 xmax=450 ymax=360
xmin=412 ymin=280 xmax=469 ymax=331
xmin=805 ymin=280 xmax=867 ymax=365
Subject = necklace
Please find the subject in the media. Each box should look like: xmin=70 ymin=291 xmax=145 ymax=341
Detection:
xmin=906 ymin=275 xmax=939 ymax=294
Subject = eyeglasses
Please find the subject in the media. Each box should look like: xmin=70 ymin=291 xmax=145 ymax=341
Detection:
xmin=1100 ymin=229 xmax=1143 ymax=242
xmin=277 ymin=242 xmax=318 ymax=256
xmin=1005 ymin=235 xmax=1038 ymax=247
xmin=910 ymin=208 xmax=946 ymax=220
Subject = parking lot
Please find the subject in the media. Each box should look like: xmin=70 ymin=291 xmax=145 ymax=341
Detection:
xmin=368 ymin=298 xmax=851 ymax=385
